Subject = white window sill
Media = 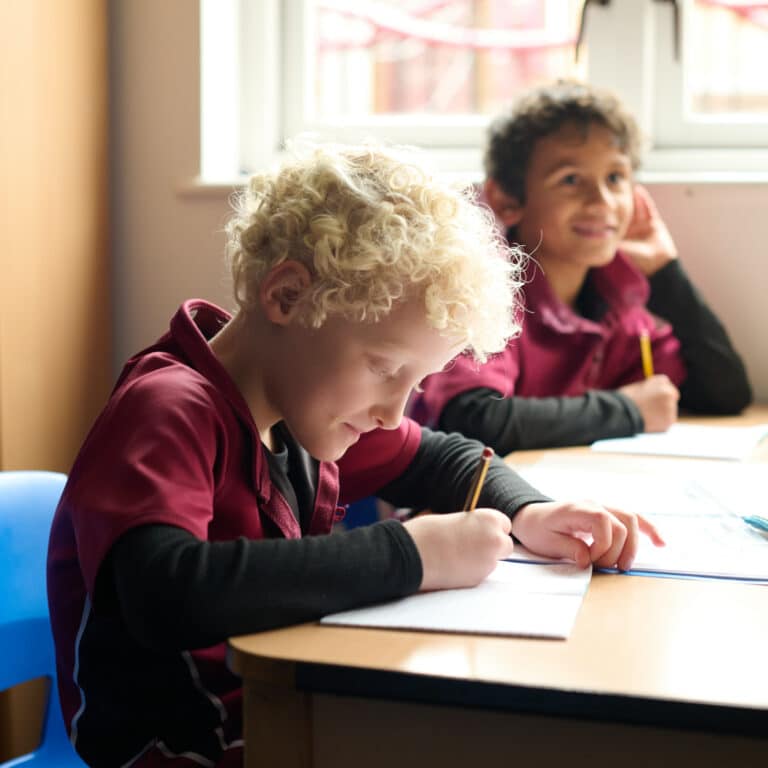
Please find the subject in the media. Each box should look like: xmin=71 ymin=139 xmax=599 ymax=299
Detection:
xmin=178 ymin=147 xmax=768 ymax=197
xmin=176 ymin=177 xmax=247 ymax=198
xmin=640 ymin=148 xmax=768 ymax=184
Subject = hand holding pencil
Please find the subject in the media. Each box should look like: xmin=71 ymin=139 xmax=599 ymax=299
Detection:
xmin=615 ymin=323 xmax=678 ymax=432
xmin=404 ymin=445 xmax=514 ymax=591
xmin=618 ymin=373 xmax=680 ymax=433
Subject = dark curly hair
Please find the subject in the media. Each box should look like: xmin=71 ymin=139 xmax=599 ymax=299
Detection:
xmin=484 ymin=80 xmax=641 ymax=204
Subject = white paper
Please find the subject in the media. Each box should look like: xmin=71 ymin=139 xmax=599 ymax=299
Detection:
xmin=518 ymin=456 xmax=768 ymax=582
xmin=590 ymin=423 xmax=768 ymax=461
xmin=321 ymin=559 xmax=592 ymax=640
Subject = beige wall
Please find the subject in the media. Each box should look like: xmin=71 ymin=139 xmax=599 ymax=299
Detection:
xmin=648 ymin=183 xmax=767 ymax=402
xmin=110 ymin=1 xmax=768 ymax=402
xmin=109 ymin=0 xmax=232 ymax=366
xmin=0 ymin=0 xmax=110 ymax=472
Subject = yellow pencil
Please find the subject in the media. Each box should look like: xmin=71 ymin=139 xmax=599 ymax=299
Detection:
xmin=463 ymin=446 xmax=494 ymax=512
xmin=639 ymin=329 xmax=654 ymax=378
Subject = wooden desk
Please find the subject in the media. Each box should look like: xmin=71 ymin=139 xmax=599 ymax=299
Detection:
xmin=228 ymin=407 xmax=768 ymax=767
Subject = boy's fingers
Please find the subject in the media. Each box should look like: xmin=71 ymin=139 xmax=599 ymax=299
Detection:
xmin=471 ymin=508 xmax=514 ymax=558
xmin=638 ymin=514 xmax=666 ymax=546
xmin=615 ymin=514 xmax=640 ymax=571
xmin=635 ymin=183 xmax=662 ymax=219
xmin=545 ymin=533 xmax=592 ymax=568
xmin=473 ymin=507 xmax=512 ymax=534
xmin=633 ymin=184 xmax=653 ymax=219
xmin=574 ymin=508 xmax=613 ymax=562
xmin=590 ymin=519 xmax=628 ymax=570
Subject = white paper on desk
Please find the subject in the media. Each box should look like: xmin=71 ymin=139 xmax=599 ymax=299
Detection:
xmin=590 ymin=423 xmax=768 ymax=461
xmin=321 ymin=559 xmax=591 ymax=640
xmin=518 ymin=456 xmax=768 ymax=582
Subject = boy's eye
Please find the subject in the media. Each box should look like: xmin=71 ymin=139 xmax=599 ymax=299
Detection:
xmin=560 ymin=173 xmax=579 ymax=186
xmin=607 ymin=171 xmax=627 ymax=184
xmin=368 ymin=359 xmax=398 ymax=380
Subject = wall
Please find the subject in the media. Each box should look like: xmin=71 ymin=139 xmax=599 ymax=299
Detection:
xmin=109 ymin=1 xmax=768 ymax=402
xmin=110 ymin=0 xmax=232 ymax=365
xmin=650 ymin=183 xmax=768 ymax=402
xmin=1 ymin=0 xmax=111 ymax=472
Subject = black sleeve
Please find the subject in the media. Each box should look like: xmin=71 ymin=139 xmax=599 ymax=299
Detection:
xmin=109 ymin=519 xmax=421 ymax=652
xmin=438 ymin=387 xmax=644 ymax=455
xmin=378 ymin=426 xmax=550 ymax=517
xmin=647 ymin=260 xmax=752 ymax=414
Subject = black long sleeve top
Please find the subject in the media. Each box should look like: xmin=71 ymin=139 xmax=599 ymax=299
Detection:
xmin=104 ymin=427 xmax=548 ymax=652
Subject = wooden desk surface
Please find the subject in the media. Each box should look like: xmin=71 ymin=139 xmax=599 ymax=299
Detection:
xmin=229 ymin=573 xmax=768 ymax=712
xmin=228 ymin=406 xmax=768 ymax=764
xmin=667 ymin=404 xmax=767 ymax=427
xmin=503 ymin=403 xmax=768 ymax=466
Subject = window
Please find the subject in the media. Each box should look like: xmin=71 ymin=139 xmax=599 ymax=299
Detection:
xmin=586 ymin=0 xmax=768 ymax=172
xmin=653 ymin=0 xmax=768 ymax=147
xmin=283 ymin=0 xmax=584 ymax=131
xmin=200 ymin=0 xmax=768 ymax=181
xmin=282 ymin=0 xmax=588 ymax=177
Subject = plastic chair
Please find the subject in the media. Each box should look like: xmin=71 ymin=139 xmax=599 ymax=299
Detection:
xmin=0 ymin=471 xmax=85 ymax=767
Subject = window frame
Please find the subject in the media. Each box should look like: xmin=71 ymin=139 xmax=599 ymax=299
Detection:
xmin=651 ymin=0 xmax=768 ymax=149
xmin=199 ymin=0 xmax=768 ymax=183
xmin=280 ymin=0 xmax=574 ymax=150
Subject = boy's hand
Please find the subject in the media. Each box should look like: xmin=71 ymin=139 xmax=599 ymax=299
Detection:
xmin=404 ymin=509 xmax=515 ymax=591
xmin=510 ymin=500 xmax=665 ymax=572
xmin=619 ymin=185 xmax=678 ymax=276
xmin=618 ymin=374 xmax=679 ymax=432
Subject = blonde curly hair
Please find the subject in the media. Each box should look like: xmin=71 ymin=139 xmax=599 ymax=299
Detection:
xmin=225 ymin=142 xmax=524 ymax=362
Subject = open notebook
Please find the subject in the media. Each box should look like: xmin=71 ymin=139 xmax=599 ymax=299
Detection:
xmin=321 ymin=552 xmax=591 ymax=640
xmin=591 ymin=422 xmax=768 ymax=461
xmin=517 ymin=455 xmax=768 ymax=583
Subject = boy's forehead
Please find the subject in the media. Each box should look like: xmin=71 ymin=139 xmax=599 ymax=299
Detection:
xmin=533 ymin=123 xmax=631 ymax=169
xmin=357 ymin=303 xmax=463 ymax=356
xmin=554 ymin=121 xmax=625 ymax=150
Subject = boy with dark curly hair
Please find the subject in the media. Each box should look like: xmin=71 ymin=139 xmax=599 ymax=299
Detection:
xmin=413 ymin=80 xmax=751 ymax=452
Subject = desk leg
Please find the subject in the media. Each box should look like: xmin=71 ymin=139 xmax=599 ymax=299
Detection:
xmin=241 ymin=662 xmax=313 ymax=768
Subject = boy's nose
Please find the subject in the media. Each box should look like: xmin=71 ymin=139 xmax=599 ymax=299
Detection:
xmin=371 ymin=389 xmax=410 ymax=430
xmin=584 ymin=181 xmax=613 ymax=208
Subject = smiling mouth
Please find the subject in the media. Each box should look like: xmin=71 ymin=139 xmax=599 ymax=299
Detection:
xmin=572 ymin=223 xmax=616 ymax=238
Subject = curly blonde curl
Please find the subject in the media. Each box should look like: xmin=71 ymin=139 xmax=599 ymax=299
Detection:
xmin=225 ymin=141 xmax=524 ymax=362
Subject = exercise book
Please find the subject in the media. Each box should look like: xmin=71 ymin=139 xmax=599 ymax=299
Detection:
xmin=517 ymin=455 xmax=768 ymax=583
xmin=590 ymin=423 xmax=768 ymax=461
xmin=321 ymin=552 xmax=591 ymax=639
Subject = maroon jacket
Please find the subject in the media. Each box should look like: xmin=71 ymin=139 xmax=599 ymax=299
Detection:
xmin=414 ymin=253 xmax=686 ymax=426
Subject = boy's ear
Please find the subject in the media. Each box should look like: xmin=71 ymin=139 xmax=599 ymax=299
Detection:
xmin=483 ymin=178 xmax=524 ymax=229
xmin=259 ymin=260 xmax=312 ymax=324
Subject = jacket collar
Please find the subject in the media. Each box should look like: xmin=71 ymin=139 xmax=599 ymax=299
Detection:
xmin=523 ymin=252 xmax=649 ymax=335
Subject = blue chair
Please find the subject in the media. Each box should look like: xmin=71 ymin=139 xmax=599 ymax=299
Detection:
xmin=0 ymin=471 xmax=85 ymax=767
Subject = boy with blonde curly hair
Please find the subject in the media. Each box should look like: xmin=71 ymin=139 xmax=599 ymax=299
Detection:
xmin=48 ymin=142 xmax=661 ymax=768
